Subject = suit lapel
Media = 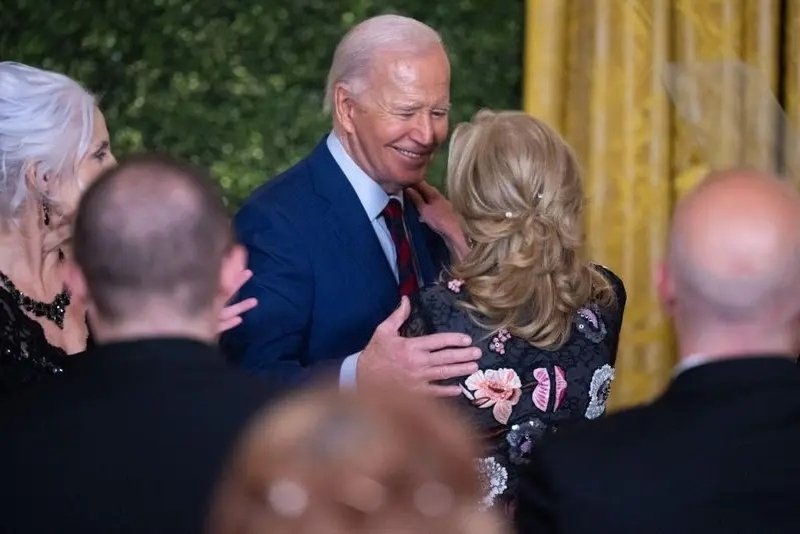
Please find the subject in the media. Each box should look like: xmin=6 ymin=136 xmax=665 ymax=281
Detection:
xmin=308 ymin=140 xmax=399 ymax=317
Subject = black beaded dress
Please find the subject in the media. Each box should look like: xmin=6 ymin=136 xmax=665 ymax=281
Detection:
xmin=402 ymin=266 xmax=626 ymax=515
xmin=0 ymin=287 xmax=71 ymax=396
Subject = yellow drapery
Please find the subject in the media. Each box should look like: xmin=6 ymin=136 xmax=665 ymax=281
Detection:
xmin=524 ymin=0 xmax=797 ymax=409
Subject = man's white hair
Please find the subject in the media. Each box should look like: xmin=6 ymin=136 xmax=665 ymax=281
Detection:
xmin=323 ymin=14 xmax=445 ymax=113
xmin=0 ymin=61 xmax=96 ymax=220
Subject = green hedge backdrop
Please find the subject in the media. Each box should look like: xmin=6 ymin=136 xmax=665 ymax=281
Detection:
xmin=1 ymin=0 xmax=523 ymax=206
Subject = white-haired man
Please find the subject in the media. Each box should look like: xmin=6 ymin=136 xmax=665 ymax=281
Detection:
xmin=223 ymin=15 xmax=480 ymax=393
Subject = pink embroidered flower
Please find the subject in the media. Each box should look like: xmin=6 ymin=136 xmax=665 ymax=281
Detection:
xmin=532 ymin=366 xmax=567 ymax=412
xmin=447 ymin=278 xmax=465 ymax=293
xmin=464 ymin=368 xmax=522 ymax=425
xmin=489 ymin=328 xmax=512 ymax=355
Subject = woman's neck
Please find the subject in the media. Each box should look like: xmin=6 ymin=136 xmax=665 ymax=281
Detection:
xmin=0 ymin=203 xmax=66 ymax=297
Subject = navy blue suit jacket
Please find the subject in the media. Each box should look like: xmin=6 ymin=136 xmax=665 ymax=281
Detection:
xmin=221 ymin=138 xmax=447 ymax=384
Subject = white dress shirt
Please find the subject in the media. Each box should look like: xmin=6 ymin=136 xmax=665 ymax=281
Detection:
xmin=326 ymin=132 xmax=402 ymax=388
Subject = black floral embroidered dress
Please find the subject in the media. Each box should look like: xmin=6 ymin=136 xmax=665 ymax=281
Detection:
xmin=403 ymin=266 xmax=625 ymax=510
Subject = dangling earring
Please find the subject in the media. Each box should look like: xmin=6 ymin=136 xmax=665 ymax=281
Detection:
xmin=41 ymin=173 xmax=50 ymax=227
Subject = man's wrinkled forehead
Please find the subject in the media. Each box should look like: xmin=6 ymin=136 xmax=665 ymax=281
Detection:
xmin=367 ymin=47 xmax=450 ymax=97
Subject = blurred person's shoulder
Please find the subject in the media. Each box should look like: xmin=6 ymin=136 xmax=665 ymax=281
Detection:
xmin=530 ymin=397 xmax=663 ymax=482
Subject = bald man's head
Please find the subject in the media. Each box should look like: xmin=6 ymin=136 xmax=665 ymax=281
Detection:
xmin=73 ymin=154 xmax=234 ymax=322
xmin=663 ymin=169 xmax=800 ymax=330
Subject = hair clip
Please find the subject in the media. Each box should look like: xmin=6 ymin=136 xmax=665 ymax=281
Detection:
xmin=504 ymin=211 xmax=514 ymax=219
xmin=535 ymin=193 xmax=543 ymax=199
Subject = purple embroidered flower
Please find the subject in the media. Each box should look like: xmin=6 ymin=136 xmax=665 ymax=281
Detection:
xmin=489 ymin=328 xmax=511 ymax=355
xmin=506 ymin=419 xmax=550 ymax=465
xmin=585 ymin=364 xmax=615 ymax=419
xmin=575 ymin=303 xmax=607 ymax=343
xmin=447 ymin=278 xmax=465 ymax=293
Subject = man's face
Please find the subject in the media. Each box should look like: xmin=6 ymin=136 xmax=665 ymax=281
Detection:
xmin=341 ymin=46 xmax=450 ymax=194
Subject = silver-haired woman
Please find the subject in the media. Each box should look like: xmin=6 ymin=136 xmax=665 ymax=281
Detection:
xmin=0 ymin=62 xmax=255 ymax=395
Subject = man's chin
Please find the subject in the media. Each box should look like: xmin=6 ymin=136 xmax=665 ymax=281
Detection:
xmin=398 ymin=175 xmax=427 ymax=189
xmin=379 ymin=168 xmax=430 ymax=193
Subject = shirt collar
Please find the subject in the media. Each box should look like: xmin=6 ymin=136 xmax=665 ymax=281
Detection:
xmin=673 ymin=353 xmax=716 ymax=377
xmin=326 ymin=132 xmax=401 ymax=221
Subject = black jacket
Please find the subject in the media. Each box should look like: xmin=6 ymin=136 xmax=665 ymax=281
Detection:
xmin=516 ymin=356 xmax=800 ymax=534
xmin=0 ymin=337 xmax=281 ymax=533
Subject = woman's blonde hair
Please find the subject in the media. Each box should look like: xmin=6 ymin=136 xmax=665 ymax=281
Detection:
xmin=448 ymin=109 xmax=615 ymax=349
xmin=206 ymin=387 xmax=506 ymax=534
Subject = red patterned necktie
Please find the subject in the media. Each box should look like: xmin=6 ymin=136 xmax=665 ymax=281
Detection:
xmin=381 ymin=198 xmax=419 ymax=297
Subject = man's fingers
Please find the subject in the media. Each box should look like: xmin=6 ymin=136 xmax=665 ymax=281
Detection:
xmin=414 ymin=181 xmax=440 ymax=201
xmin=426 ymin=346 xmax=482 ymax=367
xmin=423 ymin=361 xmax=479 ymax=382
xmin=380 ymin=295 xmax=411 ymax=332
xmin=406 ymin=187 xmax=425 ymax=210
xmin=422 ymin=383 xmax=465 ymax=397
xmin=217 ymin=316 xmax=242 ymax=334
xmin=229 ymin=269 xmax=253 ymax=296
xmin=414 ymin=331 xmax=473 ymax=351
xmin=219 ymin=297 xmax=258 ymax=321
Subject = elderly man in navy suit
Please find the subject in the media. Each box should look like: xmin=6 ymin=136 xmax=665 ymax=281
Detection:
xmin=223 ymin=15 xmax=480 ymax=393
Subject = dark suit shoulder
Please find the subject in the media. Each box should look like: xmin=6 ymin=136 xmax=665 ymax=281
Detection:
xmin=238 ymin=154 xmax=317 ymax=216
xmin=0 ymin=340 xmax=280 ymax=533
xmin=531 ymin=399 xmax=678 ymax=497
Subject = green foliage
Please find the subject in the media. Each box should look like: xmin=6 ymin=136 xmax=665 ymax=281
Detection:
xmin=1 ymin=0 xmax=523 ymax=207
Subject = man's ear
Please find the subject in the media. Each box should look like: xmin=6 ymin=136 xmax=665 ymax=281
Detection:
xmin=655 ymin=260 xmax=676 ymax=317
xmin=220 ymin=244 xmax=247 ymax=301
xmin=63 ymin=260 xmax=89 ymax=306
xmin=334 ymin=83 xmax=359 ymax=135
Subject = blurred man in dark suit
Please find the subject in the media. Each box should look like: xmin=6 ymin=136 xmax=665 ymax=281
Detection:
xmin=0 ymin=155 xmax=281 ymax=533
xmin=516 ymin=169 xmax=800 ymax=533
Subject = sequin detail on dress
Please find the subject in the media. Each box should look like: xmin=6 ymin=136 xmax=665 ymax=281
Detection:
xmin=585 ymin=364 xmax=615 ymax=419
xmin=575 ymin=303 xmax=607 ymax=343
xmin=489 ymin=328 xmax=512 ymax=355
xmin=507 ymin=419 xmax=550 ymax=465
xmin=0 ymin=287 xmax=68 ymax=395
xmin=476 ymin=456 xmax=508 ymax=508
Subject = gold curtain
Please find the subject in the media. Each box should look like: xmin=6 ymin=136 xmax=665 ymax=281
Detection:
xmin=524 ymin=0 xmax=796 ymax=409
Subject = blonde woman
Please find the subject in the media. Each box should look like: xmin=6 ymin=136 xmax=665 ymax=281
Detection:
xmin=404 ymin=110 xmax=626 ymax=513
xmin=206 ymin=387 xmax=507 ymax=534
